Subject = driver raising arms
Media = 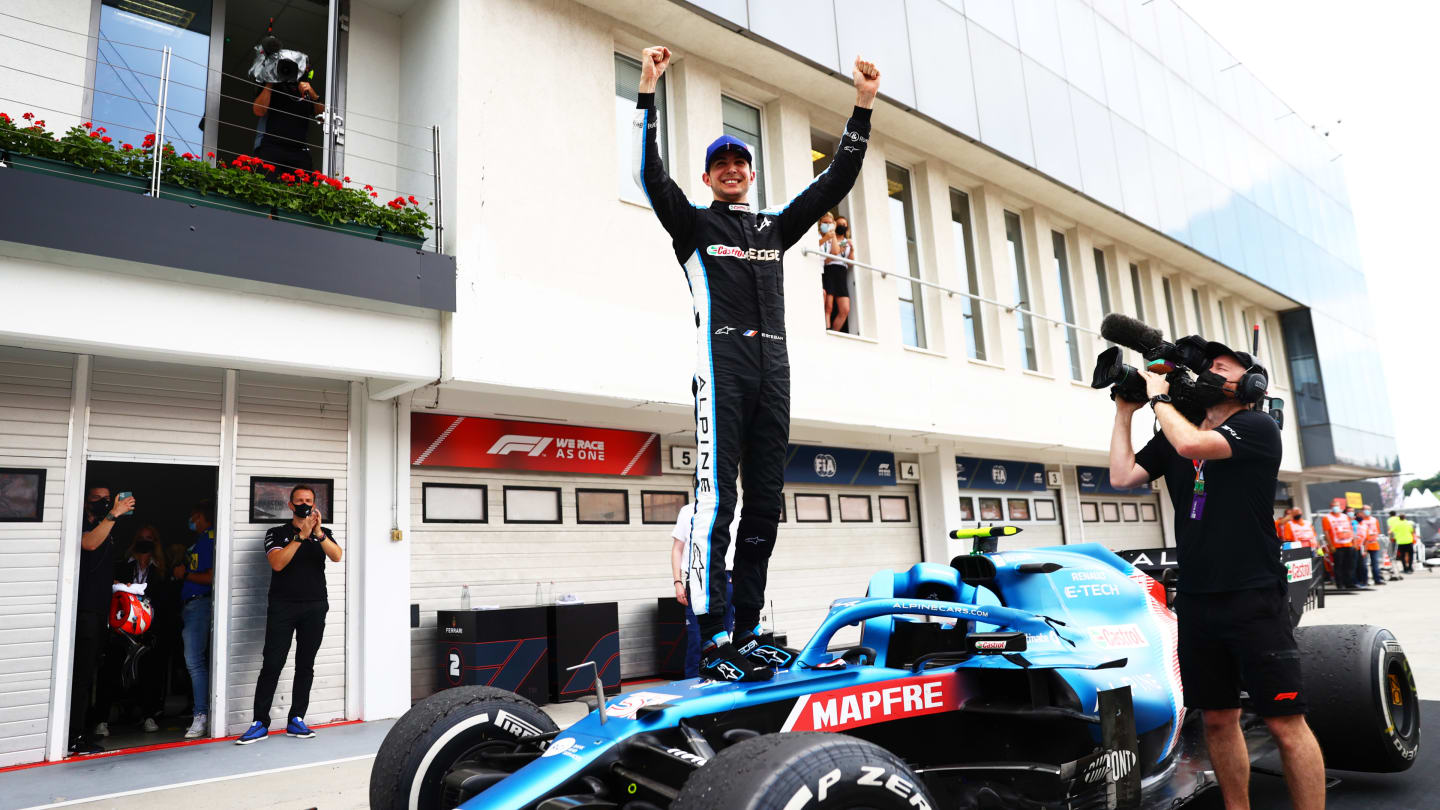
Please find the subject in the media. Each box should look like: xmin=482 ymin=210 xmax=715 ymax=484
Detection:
xmin=633 ymin=46 xmax=879 ymax=682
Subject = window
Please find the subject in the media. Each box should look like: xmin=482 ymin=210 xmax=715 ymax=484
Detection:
xmin=1101 ymin=502 xmax=1121 ymax=522
xmin=1004 ymin=211 xmax=1037 ymax=370
xmin=249 ymin=477 xmax=333 ymax=524
xmin=979 ymin=497 xmax=1003 ymax=521
xmin=642 ymin=491 xmax=688 ymax=524
xmin=839 ymin=495 xmax=873 ymax=522
xmin=795 ymin=494 xmax=831 ymax=522
xmin=422 ymin=483 xmax=487 ymax=523
xmin=94 ymin=2 xmax=210 ymax=163
xmin=951 ymin=189 xmax=985 ymax=360
xmin=576 ymin=489 xmax=629 ymax=524
xmin=958 ymin=496 xmax=975 ymax=521
xmin=780 ymin=495 xmax=787 ymax=522
xmin=888 ymin=164 xmax=926 ymax=348
xmin=1162 ymin=277 xmax=1179 ymax=338
xmin=1094 ymin=249 xmax=1112 ymax=318
xmin=1007 ymin=498 xmax=1031 ymax=521
xmin=1052 ymin=231 xmax=1081 ymax=381
xmin=616 ymin=53 xmax=668 ymax=206
xmin=879 ymin=495 xmax=910 ymax=522
xmin=1081 ymin=502 xmax=1100 ymax=522
xmin=0 ymin=468 xmax=46 ymax=522
xmin=1190 ymin=288 xmax=1205 ymax=334
xmin=1122 ymin=502 xmax=1140 ymax=522
xmin=721 ymin=96 xmax=765 ymax=208
xmin=1218 ymin=302 xmax=1231 ymax=347
xmin=1140 ymin=503 xmax=1159 ymax=522
xmin=1033 ymin=498 xmax=1056 ymax=521
xmin=1129 ymin=264 xmax=1146 ymax=320
xmin=504 ymin=486 xmax=561 ymax=524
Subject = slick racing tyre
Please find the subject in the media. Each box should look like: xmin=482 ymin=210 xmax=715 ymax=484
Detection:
xmin=672 ymin=732 xmax=936 ymax=810
xmin=369 ymin=686 xmax=559 ymax=810
xmin=1296 ymin=624 xmax=1420 ymax=772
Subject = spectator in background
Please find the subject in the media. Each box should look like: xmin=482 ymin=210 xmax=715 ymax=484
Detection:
xmin=1389 ymin=510 xmax=1416 ymax=575
xmin=69 ymin=486 xmax=135 ymax=756
xmin=94 ymin=527 xmax=167 ymax=736
xmin=819 ymin=214 xmax=855 ymax=332
xmin=177 ymin=503 xmax=216 ymax=739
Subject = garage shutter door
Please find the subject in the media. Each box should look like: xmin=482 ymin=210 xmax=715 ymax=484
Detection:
xmin=0 ymin=346 xmax=72 ymax=767
xmin=766 ymin=484 xmax=922 ymax=651
xmin=226 ymin=373 xmax=348 ymax=734
xmin=88 ymin=357 xmax=222 ymax=461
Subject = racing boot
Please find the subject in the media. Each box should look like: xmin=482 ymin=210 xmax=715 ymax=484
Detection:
xmin=699 ymin=633 xmax=772 ymax=682
xmin=734 ymin=626 xmax=799 ymax=671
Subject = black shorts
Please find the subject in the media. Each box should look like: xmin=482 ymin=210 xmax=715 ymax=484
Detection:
xmin=822 ymin=265 xmax=849 ymax=297
xmin=1174 ymin=583 xmax=1306 ymax=717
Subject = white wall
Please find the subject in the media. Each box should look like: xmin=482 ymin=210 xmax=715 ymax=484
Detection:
xmin=0 ymin=0 xmax=93 ymax=136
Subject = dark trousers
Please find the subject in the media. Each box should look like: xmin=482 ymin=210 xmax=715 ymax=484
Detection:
xmin=69 ymin=610 xmax=107 ymax=741
xmin=252 ymin=599 xmax=327 ymax=726
xmin=1398 ymin=543 xmax=1415 ymax=573
xmin=1332 ymin=547 xmax=1357 ymax=589
xmin=94 ymin=633 xmax=164 ymax=723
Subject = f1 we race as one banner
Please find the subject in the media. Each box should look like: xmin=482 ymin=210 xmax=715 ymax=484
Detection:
xmin=411 ymin=414 xmax=661 ymax=476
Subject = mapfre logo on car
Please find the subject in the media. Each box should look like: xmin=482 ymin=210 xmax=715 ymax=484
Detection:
xmin=706 ymin=244 xmax=780 ymax=262
xmin=781 ymin=673 xmax=963 ymax=733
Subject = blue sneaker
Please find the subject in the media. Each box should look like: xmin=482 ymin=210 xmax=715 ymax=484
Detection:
xmin=286 ymin=717 xmax=316 ymax=738
xmin=235 ymin=721 xmax=268 ymax=745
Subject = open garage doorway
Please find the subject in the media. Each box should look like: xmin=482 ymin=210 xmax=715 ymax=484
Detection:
xmin=76 ymin=461 xmax=219 ymax=752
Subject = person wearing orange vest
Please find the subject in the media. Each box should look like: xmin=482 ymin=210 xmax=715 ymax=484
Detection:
xmin=1321 ymin=504 xmax=1359 ymax=590
xmin=1280 ymin=510 xmax=1317 ymax=550
xmin=1355 ymin=506 xmax=1386 ymax=586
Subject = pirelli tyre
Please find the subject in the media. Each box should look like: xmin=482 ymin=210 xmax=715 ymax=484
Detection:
xmin=368 ymin=686 xmax=559 ymax=810
xmin=1295 ymin=624 xmax=1419 ymax=772
xmin=672 ymin=732 xmax=936 ymax=810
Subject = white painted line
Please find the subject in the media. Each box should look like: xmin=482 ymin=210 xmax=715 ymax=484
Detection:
xmin=20 ymin=753 xmax=377 ymax=809
xmin=621 ymin=432 xmax=656 ymax=475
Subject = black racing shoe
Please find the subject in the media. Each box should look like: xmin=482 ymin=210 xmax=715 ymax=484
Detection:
xmin=68 ymin=736 xmax=104 ymax=756
xmin=699 ymin=641 xmax=773 ymax=682
xmin=735 ymin=633 xmax=799 ymax=670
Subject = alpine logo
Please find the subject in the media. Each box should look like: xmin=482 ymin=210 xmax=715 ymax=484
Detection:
xmin=494 ymin=709 xmax=544 ymax=738
xmin=814 ymin=454 xmax=838 ymax=478
xmin=782 ymin=673 xmax=962 ymax=732
xmin=706 ymin=244 xmax=781 ymax=261
xmin=757 ymin=218 xmax=771 ymax=231
xmin=487 ymin=435 xmax=552 ymax=457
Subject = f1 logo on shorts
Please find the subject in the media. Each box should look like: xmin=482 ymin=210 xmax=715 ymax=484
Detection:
xmin=1274 ymin=691 xmax=1299 ymax=701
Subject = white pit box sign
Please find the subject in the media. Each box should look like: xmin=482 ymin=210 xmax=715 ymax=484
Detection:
xmin=671 ymin=446 xmax=697 ymax=471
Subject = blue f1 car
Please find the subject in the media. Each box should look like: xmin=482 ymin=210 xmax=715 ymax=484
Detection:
xmin=371 ymin=527 xmax=1419 ymax=810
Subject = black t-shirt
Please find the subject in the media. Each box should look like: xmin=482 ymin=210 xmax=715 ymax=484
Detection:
xmin=256 ymin=84 xmax=314 ymax=152
xmin=1135 ymin=409 xmax=1287 ymax=594
xmin=77 ymin=515 xmax=118 ymax=614
xmin=263 ymin=522 xmax=332 ymax=602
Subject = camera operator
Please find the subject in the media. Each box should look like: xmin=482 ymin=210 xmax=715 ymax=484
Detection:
xmin=236 ymin=485 xmax=341 ymax=745
xmin=251 ymin=57 xmax=323 ymax=175
xmin=1108 ymin=343 xmax=1323 ymax=810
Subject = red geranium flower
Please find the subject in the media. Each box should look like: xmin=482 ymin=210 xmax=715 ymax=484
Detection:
xmin=34 ymin=120 xmax=44 ymax=127
xmin=83 ymin=121 xmax=91 ymax=129
xmin=181 ymin=153 xmax=194 ymax=159
xmin=89 ymin=131 xmax=100 ymax=138
xmin=22 ymin=112 xmax=33 ymax=120
xmin=206 ymin=151 xmax=215 ymax=158
xmin=363 ymin=184 xmax=374 ymax=191
xmin=281 ymin=173 xmax=295 ymax=183
xmin=263 ymin=163 xmax=275 ymax=172
xmin=343 ymin=176 xmax=350 ymax=182
xmin=408 ymin=195 xmax=419 ymax=205
xmin=370 ymin=191 xmax=378 ymax=197
xmin=95 ymin=127 xmax=106 ymax=134
xmin=101 ymin=136 xmax=112 ymax=144
xmin=121 ymin=144 xmax=132 ymax=151
xmin=142 ymin=134 xmax=155 ymax=147
xmin=0 ymin=112 xmax=11 ymax=122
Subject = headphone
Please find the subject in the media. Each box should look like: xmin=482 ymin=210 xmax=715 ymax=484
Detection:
xmin=1235 ymin=364 xmax=1269 ymax=405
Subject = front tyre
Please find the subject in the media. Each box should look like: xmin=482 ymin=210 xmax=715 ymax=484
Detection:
xmin=671 ymin=732 xmax=936 ymax=810
xmin=369 ymin=686 xmax=559 ymax=810
xmin=1296 ymin=624 xmax=1419 ymax=772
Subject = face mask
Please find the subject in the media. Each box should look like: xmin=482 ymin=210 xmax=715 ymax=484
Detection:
xmin=293 ymin=503 xmax=313 ymax=518
xmin=819 ymin=223 xmax=833 ymax=234
xmin=134 ymin=540 xmax=154 ymax=554
xmin=88 ymin=496 xmax=112 ymax=514
xmin=835 ymin=225 xmax=848 ymax=236
xmin=1331 ymin=506 xmax=1341 ymax=513
xmin=1363 ymin=510 xmax=1371 ymax=516
xmin=188 ymin=519 xmax=198 ymax=532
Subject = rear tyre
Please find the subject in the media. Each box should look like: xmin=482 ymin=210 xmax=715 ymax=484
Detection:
xmin=368 ymin=686 xmax=559 ymax=810
xmin=672 ymin=732 xmax=935 ymax=810
xmin=1295 ymin=624 xmax=1419 ymax=772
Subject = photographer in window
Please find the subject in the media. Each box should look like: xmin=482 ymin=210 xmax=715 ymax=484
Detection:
xmin=250 ymin=41 xmax=323 ymax=176
xmin=236 ymin=485 xmax=341 ymax=745
xmin=1109 ymin=342 xmax=1323 ymax=809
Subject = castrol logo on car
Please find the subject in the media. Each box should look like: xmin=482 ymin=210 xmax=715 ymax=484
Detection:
xmin=781 ymin=673 xmax=964 ymax=733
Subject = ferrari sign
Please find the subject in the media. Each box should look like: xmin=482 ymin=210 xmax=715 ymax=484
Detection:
xmin=411 ymin=414 xmax=660 ymax=476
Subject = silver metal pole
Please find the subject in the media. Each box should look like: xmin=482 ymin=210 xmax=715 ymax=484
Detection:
xmin=432 ymin=124 xmax=443 ymax=254
xmin=150 ymin=46 xmax=171 ymax=198
xmin=800 ymin=247 xmax=1100 ymax=337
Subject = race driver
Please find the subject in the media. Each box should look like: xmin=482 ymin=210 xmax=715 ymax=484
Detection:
xmin=633 ymin=45 xmax=879 ymax=681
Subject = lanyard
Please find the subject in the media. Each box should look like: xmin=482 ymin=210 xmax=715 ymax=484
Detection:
xmin=1192 ymin=459 xmax=1205 ymax=494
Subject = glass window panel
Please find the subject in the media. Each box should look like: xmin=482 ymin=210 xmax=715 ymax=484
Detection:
xmin=1129 ymin=264 xmax=1146 ymax=321
xmin=888 ymin=163 xmax=926 ymax=348
xmin=906 ymin=0 xmax=979 ymax=136
xmin=1081 ymin=502 xmax=1100 ymax=522
xmin=1162 ymin=277 xmax=1179 ymax=338
xmin=879 ymin=495 xmax=910 ymax=522
xmin=966 ymin=0 xmax=1018 ymax=45
xmin=1122 ymin=502 xmax=1140 ymax=522
xmin=795 ymin=494 xmax=831 ymax=522
xmin=1112 ymin=116 xmax=1158 ymax=226
xmin=1094 ymin=249 xmax=1112 ymax=316
xmin=1005 ymin=211 xmax=1037 ymax=370
xmin=0 ymin=468 xmax=46 ymax=522
xmin=616 ymin=54 xmax=667 ymax=206
xmin=721 ymin=95 xmax=765 ymax=208
xmin=1070 ymin=88 xmax=1124 ymax=210
xmin=642 ymin=491 xmax=688 ymax=524
xmin=834 ymin=0 xmax=916 ymax=106
xmin=1141 ymin=502 xmax=1159 ymax=521
xmin=951 ymin=189 xmax=985 ymax=360
xmin=967 ymin=21 xmax=1035 ymax=165
xmin=1101 ymin=502 xmax=1121 ymax=522
xmin=1191 ymin=288 xmax=1206 ymax=334
xmin=1023 ymin=57 xmax=1082 ymax=188
xmin=94 ymin=3 xmax=210 ymax=159
xmin=1133 ymin=49 xmax=1174 ymax=148
xmin=979 ymin=497 xmax=1003 ymax=521
xmin=1095 ymin=19 xmax=1142 ymax=126
xmin=838 ymin=495 xmax=873 ymax=522
xmin=1007 ymin=498 xmax=1031 ymax=521
xmin=748 ymin=0 xmax=840 ymax=70
xmin=1055 ymin=0 xmax=1106 ymax=102
xmin=576 ymin=489 xmax=628 ymax=524
xmin=1033 ymin=498 xmax=1056 ymax=521
xmin=1166 ymin=74 xmax=1203 ymax=176
xmin=1052 ymin=231 xmax=1082 ymax=380
xmin=959 ymin=496 xmax=975 ymax=521
xmin=504 ymin=487 xmax=561 ymax=524
xmin=1148 ymin=139 xmax=1190 ymax=243
xmin=1014 ymin=0 xmax=1065 ymax=76
xmin=423 ymin=484 xmax=486 ymax=523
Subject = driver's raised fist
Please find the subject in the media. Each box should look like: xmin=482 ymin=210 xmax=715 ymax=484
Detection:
xmin=641 ymin=46 xmax=672 ymax=82
xmin=853 ymin=56 xmax=880 ymax=94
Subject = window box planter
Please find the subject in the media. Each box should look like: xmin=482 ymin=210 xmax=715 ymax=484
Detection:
xmin=2 ymin=153 xmax=148 ymax=194
xmin=378 ymin=230 xmax=426 ymax=250
xmin=158 ymin=184 xmax=273 ymax=218
xmin=273 ymin=208 xmax=379 ymax=240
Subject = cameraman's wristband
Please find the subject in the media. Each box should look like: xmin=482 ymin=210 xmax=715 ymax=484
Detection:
xmin=1148 ymin=394 xmax=1172 ymax=410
